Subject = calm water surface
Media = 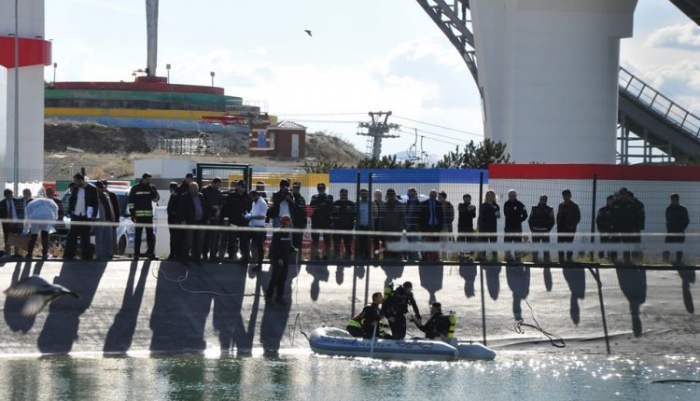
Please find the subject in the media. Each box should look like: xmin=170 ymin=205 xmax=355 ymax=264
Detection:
xmin=0 ymin=351 xmax=698 ymax=400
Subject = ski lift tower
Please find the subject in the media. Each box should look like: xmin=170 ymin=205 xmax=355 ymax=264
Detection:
xmin=356 ymin=111 xmax=400 ymax=160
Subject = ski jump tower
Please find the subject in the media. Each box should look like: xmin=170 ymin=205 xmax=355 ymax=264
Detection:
xmin=0 ymin=0 xmax=51 ymax=183
xmin=420 ymin=0 xmax=638 ymax=163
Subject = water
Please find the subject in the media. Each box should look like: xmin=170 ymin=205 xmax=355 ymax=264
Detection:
xmin=0 ymin=351 xmax=698 ymax=400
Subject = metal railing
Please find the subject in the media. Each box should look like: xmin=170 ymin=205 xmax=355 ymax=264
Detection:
xmin=619 ymin=67 xmax=700 ymax=138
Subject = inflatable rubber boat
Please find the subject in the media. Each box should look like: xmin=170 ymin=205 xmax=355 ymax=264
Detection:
xmin=308 ymin=327 xmax=496 ymax=361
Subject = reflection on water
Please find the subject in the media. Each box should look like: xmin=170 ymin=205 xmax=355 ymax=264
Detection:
xmin=0 ymin=352 xmax=698 ymax=400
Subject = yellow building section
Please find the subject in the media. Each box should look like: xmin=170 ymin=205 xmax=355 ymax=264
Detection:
xmin=227 ymin=173 xmax=330 ymax=189
xmin=45 ymin=107 xmax=279 ymax=123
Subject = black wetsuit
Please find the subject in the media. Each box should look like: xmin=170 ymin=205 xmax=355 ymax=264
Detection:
xmin=414 ymin=313 xmax=451 ymax=340
xmin=382 ymin=285 xmax=421 ymax=340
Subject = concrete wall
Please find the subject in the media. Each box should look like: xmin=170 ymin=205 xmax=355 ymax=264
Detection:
xmin=471 ymin=0 xmax=637 ymax=164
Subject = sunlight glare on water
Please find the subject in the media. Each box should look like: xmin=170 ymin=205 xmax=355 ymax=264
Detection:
xmin=0 ymin=351 xmax=698 ymax=400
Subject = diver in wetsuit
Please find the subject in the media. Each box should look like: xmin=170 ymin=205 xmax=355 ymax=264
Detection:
xmin=382 ymin=281 xmax=421 ymax=340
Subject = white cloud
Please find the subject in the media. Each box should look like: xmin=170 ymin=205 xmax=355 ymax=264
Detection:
xmin=646 ymin=22 xmax=700 ymax=50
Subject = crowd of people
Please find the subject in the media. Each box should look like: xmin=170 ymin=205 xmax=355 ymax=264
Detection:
xmin=1 ymin=172 xmax=692 ymax=267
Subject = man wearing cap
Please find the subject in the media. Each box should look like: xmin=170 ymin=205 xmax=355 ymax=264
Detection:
xmin=201 ymin=177 xmax=225 ymax=262
xmin=291 ymin=182 xmax=308 ymax=256
xmin=225 ymin=180 xmax=252 ymax=264
xmin=167 ymin=181 xmax=181 ymax=260
xmin=265 ymin=214 xmax=294 ymax=304
xmin=310 ymin=183 xmax=334 ymax=260
xmin=382 ymin=281 xmax=422 ymax=340
xmin=410 ymin=302 xmax=451 ymax=340
xmin=128 ymin=172 xmax=160 ymax=260
xmin=64 ymin=173 xmax=99 ymax=261
xmin=331 ymin=188 xmax=356 ymax=260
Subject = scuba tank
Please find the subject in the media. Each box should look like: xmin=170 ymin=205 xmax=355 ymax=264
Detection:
xmin=447 ymin=311 xmax=457 ymax=339
xmin=384 ymin=282 xmax=394 ymax=298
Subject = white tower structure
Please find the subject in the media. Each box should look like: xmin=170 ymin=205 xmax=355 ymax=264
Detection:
xmin=470 ymin=0 xmax=637 ymax=163
xmin=0 ymin=0 xmax=51 ymax=183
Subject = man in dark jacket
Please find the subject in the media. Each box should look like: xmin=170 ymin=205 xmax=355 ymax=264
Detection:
xmin=225 ymin=180 xmax=252 ymax=264
xmin=179 ymin=182 xmax=209 ymax=265
xmin=166 ymin=182 xmax=180 ymax=260
xmin=382 ymin=281 xmax=421 ymax=340
xmin=64 ymin=173 xmax=99 ymax=261
xmin=628 ymin=191 xmax=646 ymax=261
xmin=420 ymin=190 xmax=443 ymax=262
xmin=665 ymin=193 xmax=690 ymax=264
xmin=1 ymin=189 xmax=23 ymax=257
xmin=129 ymin=172 xmax=160 ymax=260
xmin=610 ymin=187 xmax=640 ymax=264
xmin=355 ymin=188 xmax=373 ymax=261
xmin=556 ymin=189 xmax=581 ymax=262
xmin=94 ymin=181 xmax=119 ymax=260
xmin=596 ymin=195 xmax=615 ymax=259
xmin=410 ymin=302 xmax=451 ymax=340
xmin=347 ymin=292 xmax=387 ymax=339
xmin=177 ymin=172 xmax=195 ymax=195
xmin=331 ymin=188 xmax=356 ymax=260
xmin=310 ymin=182 xmax=333 ymax=260
xmin=504 ymin=189 xmax=528 ymax=260
xmin=269 ymin=179 xmax=296 ymax=228
xmin=528 ymin=194 xmax=554 ymax=262
xmin=381 ymin=189 xmax=405 ymax=261
xmin=201 ymin=177 xmax=224 ymax=262
xmin=291 ymin=182 xmax=307 ymax=257
xmin=265 ymin=215 xmax=294 ymax=304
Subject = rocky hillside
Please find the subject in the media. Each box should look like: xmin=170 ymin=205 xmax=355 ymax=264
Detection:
xmin=43 ymin=121 xmax=364 ymax=178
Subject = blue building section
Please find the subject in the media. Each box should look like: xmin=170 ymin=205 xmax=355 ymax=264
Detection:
xmin=329 ymin=169 xmax=488 ymax=184
xmin=48 ymin=116 xmax=251 ymax=133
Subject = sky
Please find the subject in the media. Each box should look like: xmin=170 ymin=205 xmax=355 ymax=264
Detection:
xmin=44 ymin=0 xmax=700 ymax=162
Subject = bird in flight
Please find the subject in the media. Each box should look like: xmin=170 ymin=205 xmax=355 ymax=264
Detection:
xmin=4 ymin=276 xmax=80 ymax=317
xmin=305 ymin=30 xmax=312 ymax=37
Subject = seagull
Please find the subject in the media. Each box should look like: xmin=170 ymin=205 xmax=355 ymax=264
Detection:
xmin=304 ymin=30 xmax=312 ymax=37
xmin=4 ymin=276 xmax=80 ymax=317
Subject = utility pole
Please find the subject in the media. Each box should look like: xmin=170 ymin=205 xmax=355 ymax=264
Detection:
xmin=356 ymin=111 xmax=400 ymax=160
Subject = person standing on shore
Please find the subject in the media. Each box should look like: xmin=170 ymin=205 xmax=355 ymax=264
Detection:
xmin=201 ymin=178 xmax=224 ymax=262
xmin=477 ymin=190 xmax=500 ymax=261
xmin=24 ymin=196 xmax=58 ymax=260
xmin=556 ymin=189 xmax=581 ymax=263
xmin=248 ymin=190 xmax=268 ymax=272
xmin=128 ymin=172 xmax=160 ymax=260
xmin=64 ymin=173 xmax=99 ymax=261
xmin=528 ymin=195 xmax=554 ymax=262
xmin=665 ymin=193 xmax=690 ymax=264
xmin=310 ymin=183 xmax=333 ymax=260
xmin=1 ymin=189 xmax=23 ymax=257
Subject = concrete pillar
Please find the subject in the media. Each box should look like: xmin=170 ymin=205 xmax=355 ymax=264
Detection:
xmin=0 ymin=0 xmax=48 ymax=182
xmin=471 ymin=0 xmax=638 ymax=164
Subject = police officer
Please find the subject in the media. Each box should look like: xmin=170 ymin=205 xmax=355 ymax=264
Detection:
xmin=310 ymin=182 xmax=333 ymax=260
xmin=347 ymin=292 xmax=386 ymax=339
xmin=382 ymin=281 xmax=421 ymax=340
xmin=128 ymin=172 xmax=160 ymax=260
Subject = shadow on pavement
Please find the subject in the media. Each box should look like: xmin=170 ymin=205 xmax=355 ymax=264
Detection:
xmin=103 ymin=260 xmax=150 ymax=354
xmin=506 ymin=265 xmax=530 ymax=320
xmin=484 ymin=264 xmax=502 ymax=301
xmin=563 ymin=267 xmax=586 ymax=325
xmin=213 ymin=262 xmax=260 ymax=355
xmin=419 ymin=264 xmax=443 ymax=305
xmin=149 ymin=262 xmax=213 ymax=352
xmin=616 ymin=267 xmax=647 ymax=337
xmin=458 ymin=264 xmax=477 ymax=298
xmin=305 ymin=265 xmax=329 ymax=301
xmin=37 ymin=261 xmax=108 ymax=353
xmin=678 ymin=268 xmax=696 ymax=314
